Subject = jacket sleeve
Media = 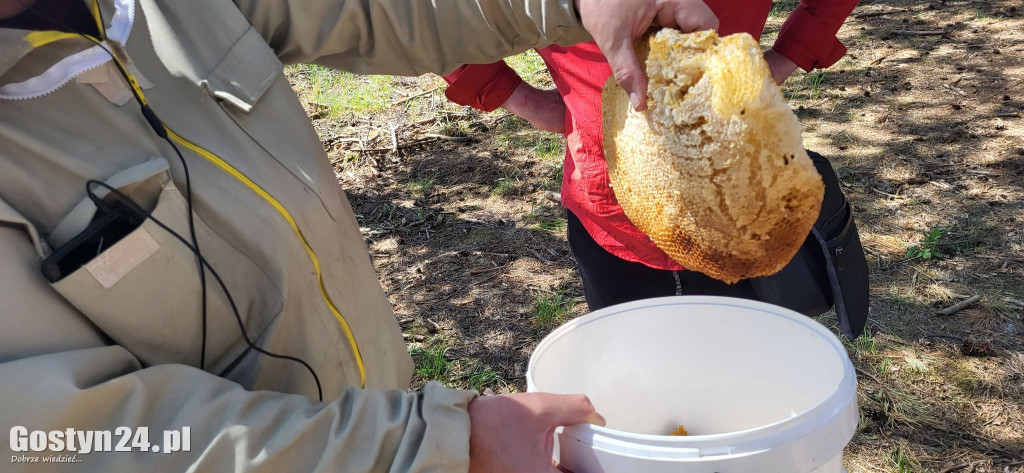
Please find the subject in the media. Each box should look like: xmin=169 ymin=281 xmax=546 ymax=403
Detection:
xmin=442 ymin=62 xmax=524 ymax=112
xmin=0 ymin=220 xmax=476 ymax=473
xmin=233 ymin=0 xmax=591 ymax=76
xmin=771 ymin=0 xmax=860 ymax=71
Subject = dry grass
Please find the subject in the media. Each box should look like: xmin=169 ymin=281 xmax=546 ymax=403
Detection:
xmin=287 ymin=0 xmax=1024 ymax=469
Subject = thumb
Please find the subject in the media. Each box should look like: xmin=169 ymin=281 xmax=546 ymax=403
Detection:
xmin=673 ymin=5 xmax=719 ymax=32
xmin=602 ymin=35 xmax=648 ymax=111
xmin=541 ymin=393 xmax=607 ymax=428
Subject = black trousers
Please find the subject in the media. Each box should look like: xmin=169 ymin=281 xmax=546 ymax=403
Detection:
xmin=566 ymin=210 xmax=759 ymax=312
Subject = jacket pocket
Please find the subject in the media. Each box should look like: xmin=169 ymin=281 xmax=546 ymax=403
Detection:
xmin=200 ymin=26 xmax=347 ymax=222
xmin=50 ymin=170 xmax=283 ymax=372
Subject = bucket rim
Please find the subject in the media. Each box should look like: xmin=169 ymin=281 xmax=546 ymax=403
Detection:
xmin=526 ymin=295 xmax=858 ymax=454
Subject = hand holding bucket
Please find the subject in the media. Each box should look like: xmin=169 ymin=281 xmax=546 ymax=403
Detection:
xmin=527 ymin=296 xmax=858 ymax=473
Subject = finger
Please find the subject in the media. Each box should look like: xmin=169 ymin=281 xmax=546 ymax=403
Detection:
xmin=675 ymin=5 xmax=719 ymax=32
xmin=542 ymin=394 xmax=608 ymax=427
xmin=602 ymin=36 xmax=648 ymax=111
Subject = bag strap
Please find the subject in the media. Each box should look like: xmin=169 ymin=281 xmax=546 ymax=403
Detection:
xmin=811 ymin=225 xmax=852 ymax=336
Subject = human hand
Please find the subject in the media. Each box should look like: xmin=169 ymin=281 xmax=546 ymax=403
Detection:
xmin=502 ymin=82 xmax=567 ymax=134
xmin=764 ymin=49 xmax=799 ymax=85
xmin=467 ymin=392 xmax=606 ymax=473
xmin=576 ymin=0 xmax=719 ymax=111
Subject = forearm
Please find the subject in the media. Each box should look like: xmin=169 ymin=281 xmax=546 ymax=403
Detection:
xmin=771 ymin=0 xmax=860 ymax=72
xmin=0 ymin=348 xmax=475 ymax=472
xmin=236 ymin=0 xmax=591 ymax=76
xmin=443 ymin=62 xmax=524 ymax=112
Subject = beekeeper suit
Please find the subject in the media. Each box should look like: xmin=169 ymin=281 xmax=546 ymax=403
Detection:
xmin=0 ymin=0 xmax=599 ymax=470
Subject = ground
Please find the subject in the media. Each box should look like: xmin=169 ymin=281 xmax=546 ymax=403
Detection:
xmin=286 ymin=0 xmax=1024 ymax=470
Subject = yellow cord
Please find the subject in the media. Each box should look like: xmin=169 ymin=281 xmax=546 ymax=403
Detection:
xmin=43 ymin=1 xmax=370 ymax=387
xmin=164 ymin=128 xmax=367 ymax=386
xmin=24 ymin=31 xmax=89 ymax=48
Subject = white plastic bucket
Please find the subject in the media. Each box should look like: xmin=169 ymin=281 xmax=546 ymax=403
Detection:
xmin=527 ymin=296 xmax=858 ymax=473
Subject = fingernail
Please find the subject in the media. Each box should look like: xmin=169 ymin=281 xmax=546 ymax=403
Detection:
xmin=629 ymin=92 xmax=642 ymax=110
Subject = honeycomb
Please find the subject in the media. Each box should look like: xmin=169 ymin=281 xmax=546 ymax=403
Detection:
xmin=602 ymin=29 xmax=824 ymax=283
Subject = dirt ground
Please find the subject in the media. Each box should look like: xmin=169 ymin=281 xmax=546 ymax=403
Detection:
xmin=287 ymin=0 xmax=1024 ymax=470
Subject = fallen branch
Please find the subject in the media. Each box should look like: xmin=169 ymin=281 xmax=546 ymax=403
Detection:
xmin=936 ymin=295 xmax=981 ymax=316
xmin=994 ymin=112 xmax=1020 ymax=118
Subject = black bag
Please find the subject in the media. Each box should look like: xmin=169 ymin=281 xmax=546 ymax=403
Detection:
xmin=750 ymin=151 xmax=869 ymax=339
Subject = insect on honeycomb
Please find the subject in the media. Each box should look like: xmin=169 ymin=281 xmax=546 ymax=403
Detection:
xmin=602 ymin=29 xmax=824 ymax=283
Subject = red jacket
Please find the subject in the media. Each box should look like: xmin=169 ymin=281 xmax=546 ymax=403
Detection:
xmin=443 ymin=0 xmax=858 ymax=270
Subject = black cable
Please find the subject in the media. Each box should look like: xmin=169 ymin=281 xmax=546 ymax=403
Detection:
xmin=86 ymin=180 xmax=324 ymax=402
xmin=20 ymin=2 xmax=323 ymax=397
xmin=165 ymin=139 xmax=208 ymax=370
xmin=58 ymin=3 xmax=211 ymax=369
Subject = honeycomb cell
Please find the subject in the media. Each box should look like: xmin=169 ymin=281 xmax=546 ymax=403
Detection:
xmin=602 ymin=30 xmax=824 ymax=283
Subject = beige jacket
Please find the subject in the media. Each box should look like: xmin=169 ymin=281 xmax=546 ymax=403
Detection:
xmin=0 ymin=0 xmax=589 ymax=471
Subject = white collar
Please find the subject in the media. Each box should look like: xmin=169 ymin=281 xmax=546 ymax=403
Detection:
xmin=0 ymin=0 xmax=136 ymax=100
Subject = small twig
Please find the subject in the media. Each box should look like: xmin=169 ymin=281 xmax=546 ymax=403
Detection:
xmin=937 ymin=462 xmax=970 ymax=473
xmin=389 ymin=121 xmax=398 ymax=152
xmin=924 ymin=334 xmax=964 ymax=342
xmin=891 ymin=29 xmax=948 ymax=36
xmin=883 ymin=255 xmax=920 ymax=269
xmin=468 ymin=265 xmax=504 ymax=276
xmin=471 ymin=273 xmax=502 ymax=287
xmin=543 ymin=191 xmax=562 ymax=205
xmin=854 ymin=366 xmax=884 ymax=385
xmin=856 ymin=8 xmax=912 ymax=18
xmin=410 ymin=298 xmax=441 ymax=305
xmin=944 ymin=84 xmax=968 ymax=96
xmin=419 ymin=133 xmax=474 ymax=142
xmin=994 ymin=112 xmax=1020 ymax=118
xmin=389 ymin=86 xmax=441 ymax=106
xmin=472 ymin=250 xmax=511 ymax=258
xmin=976 ymin=254 xmax=1024 ymax=264
xmin=402 ymin=333 xmax=427 ymax=342
xmin=528 ymin=247 xmax=553 ymax=264
xmin=871 ymin=187 xmax=901 ymax=198
xmin=963 ymin=168 xmax=1003 ymax=177
xmin=936 ymin=295 xmax=981 ymax=316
